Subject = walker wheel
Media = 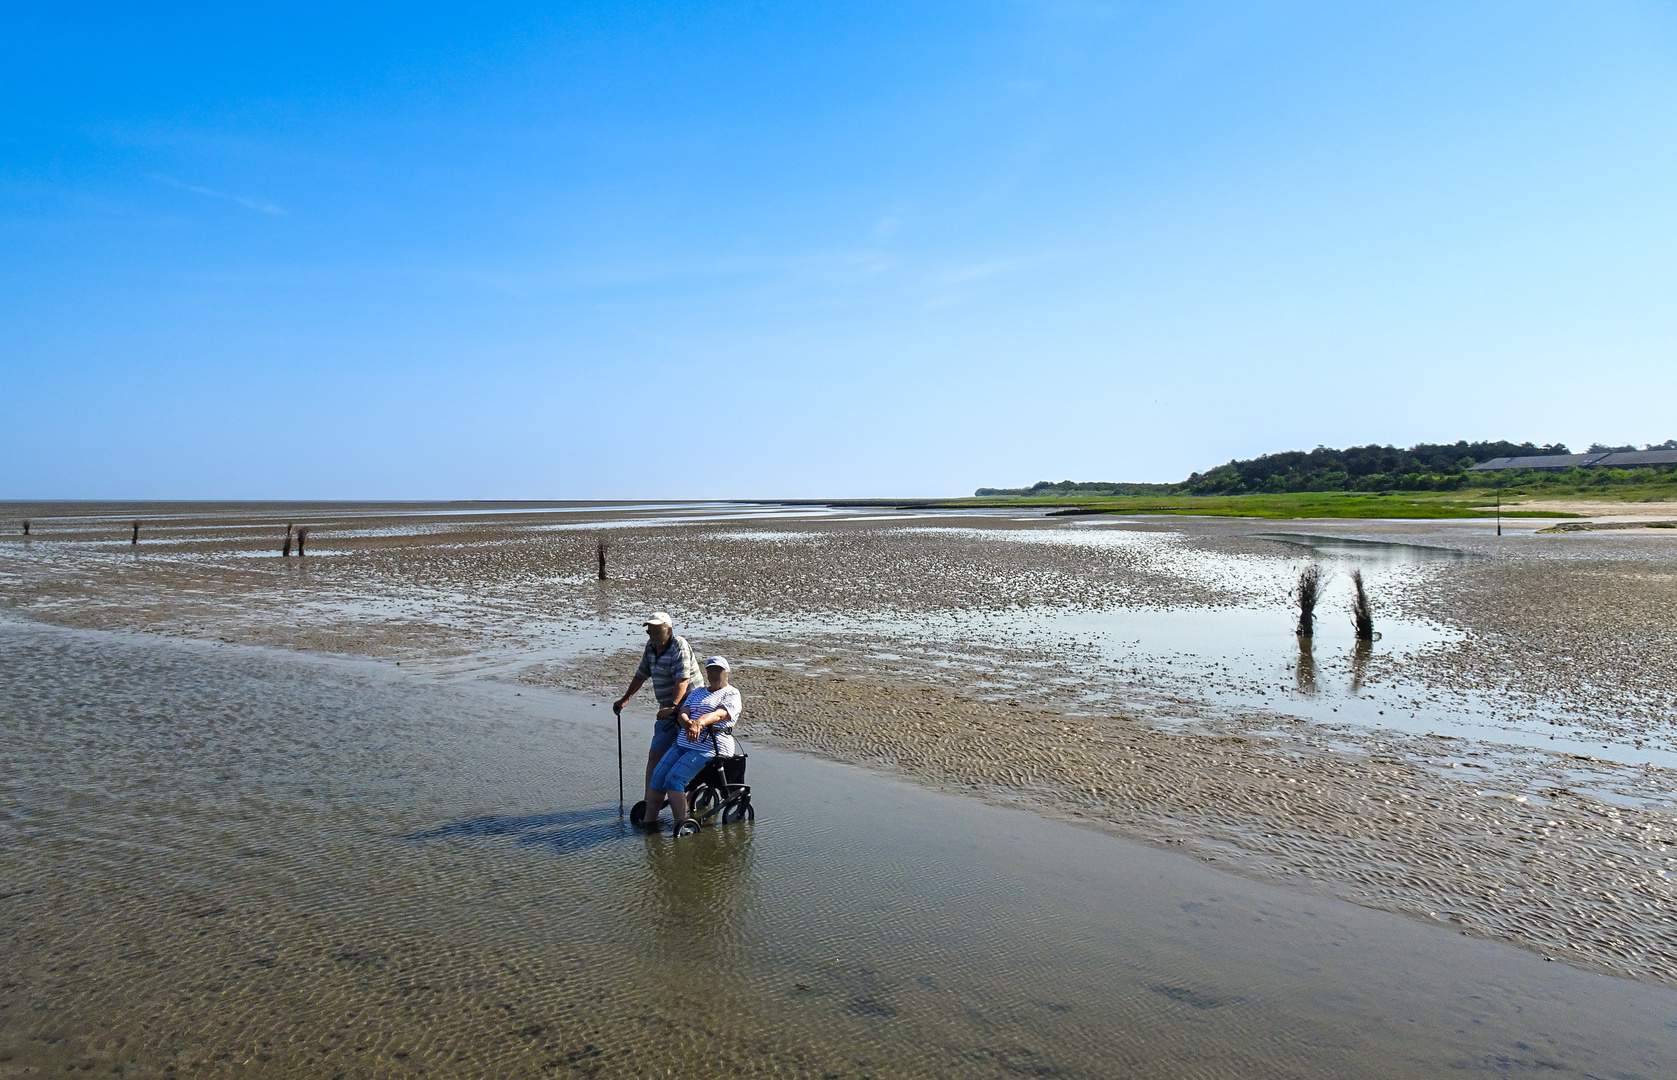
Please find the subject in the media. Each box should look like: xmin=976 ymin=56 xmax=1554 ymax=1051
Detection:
xmin=691 ymin=787 xmax=720 ymax=820
xmin=726 ymin=800 xmax=754 ymax=824
xmin=629 ymin=800 xmax=647 ymax=826
xmin=675 ymin=818 xmax=701 ymax=837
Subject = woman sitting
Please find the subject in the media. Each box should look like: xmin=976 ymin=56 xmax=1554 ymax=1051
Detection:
xmin=639 ymin=656 xmax=742 ymax=831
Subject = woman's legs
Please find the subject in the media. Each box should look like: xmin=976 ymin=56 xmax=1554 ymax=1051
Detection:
xmin=641 ymin=745 xmax=686 ymax=826
xmin=648 ymin=750 xmax=710 ymax=830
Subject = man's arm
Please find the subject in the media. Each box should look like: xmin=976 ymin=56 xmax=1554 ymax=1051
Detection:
xmin=613 ymin=675 xmax=648 ymax=714
xmin=659 ymin=678 xmax=691 ymax=720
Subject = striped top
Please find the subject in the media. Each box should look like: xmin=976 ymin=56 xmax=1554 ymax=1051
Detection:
xmin=635 ymin=634 xmax=700 ymax=707
xmin=675 ymin=684 xmax=743 ymax=757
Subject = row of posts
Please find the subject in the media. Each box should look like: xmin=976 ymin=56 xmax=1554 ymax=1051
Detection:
xmin=14 ymin=522 xmax=612 ymax=573
xmin=11 ymin=519 xmax=314 ymax=555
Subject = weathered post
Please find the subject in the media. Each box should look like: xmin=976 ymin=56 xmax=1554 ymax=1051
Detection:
xmin=295 ymin=526 xmax=310 ymax=556
xmin=597 ymin=539 xmax=609 ymax=581
xmin=282 ymin=523 xmax=293 ymax=557
xmin=21 ymin=520 xmax=28 ymax=536
xmin=131 ymin=520 xmax=140 ymax=545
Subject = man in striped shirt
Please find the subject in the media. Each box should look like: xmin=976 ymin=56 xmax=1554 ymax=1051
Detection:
xmin=612 ymin=612 xmax=701 ymax=782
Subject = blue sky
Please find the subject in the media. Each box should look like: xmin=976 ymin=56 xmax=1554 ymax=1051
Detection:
xmin=4 ymin=1 xmax=1675 ymax=498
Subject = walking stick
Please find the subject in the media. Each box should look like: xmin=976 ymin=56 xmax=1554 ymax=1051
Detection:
xmin=614 ymin=702 xmax=624 ymax=809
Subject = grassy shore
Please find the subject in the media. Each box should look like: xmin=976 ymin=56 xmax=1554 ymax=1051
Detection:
xmin=896 ymin=490 xmax=1558 ymax=518
xmin=883 ymin=483 xmax=1677 ymax=519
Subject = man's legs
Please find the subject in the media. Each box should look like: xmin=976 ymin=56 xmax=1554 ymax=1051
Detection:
xmin=641 ymin=744 xmax=682 ymax=828
xmin=645 ymin=713 xmax=678 ymax=784
xmin=641 ymin=785 xmax=667 ymax=824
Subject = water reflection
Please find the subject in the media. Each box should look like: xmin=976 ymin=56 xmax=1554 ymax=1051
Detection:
xmin=1294 ymin=636 xmax=1317 ymax=695
xmin=639 ymin=825 xmax=758 ymax=972
xmin=1254 ymin=533 xmax=1474 ymax=564
xmin=1350 ymin=639 xmax=1374 ymax=695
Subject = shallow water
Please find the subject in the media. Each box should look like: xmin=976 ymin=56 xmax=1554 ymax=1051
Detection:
xmin=3 ymin=620 xmax=1674 ymax=1078
xmin=4 ymin=502 xmax=1670 ymax=770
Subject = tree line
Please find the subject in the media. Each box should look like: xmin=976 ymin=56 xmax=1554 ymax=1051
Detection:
xmin=976 ymin=440 xmax=1677 ymax=496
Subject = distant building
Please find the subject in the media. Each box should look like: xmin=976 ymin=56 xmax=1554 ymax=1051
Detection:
xmin=1469 ymin=450 xmax=1677 ymax=472
xmin=1592 ymin=449 xmax=1677 ymax=468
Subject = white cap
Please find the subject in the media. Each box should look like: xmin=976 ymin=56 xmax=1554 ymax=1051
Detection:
xmin=643 ymin=612 xmax=673 ymax=628
xmin=704 ymin=655 xmax=730 ymax=671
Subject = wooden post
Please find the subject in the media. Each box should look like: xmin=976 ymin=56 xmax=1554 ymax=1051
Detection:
xmin=597 ymin=540 xmax=608 ymax=581
xmin=131 ymin=520 xmax=140 ymax=545
xmin=296 ymin=527 xmax=309 ymax=556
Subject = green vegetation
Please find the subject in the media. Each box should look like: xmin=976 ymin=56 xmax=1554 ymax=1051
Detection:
xmin=929 ymin=479 xmax=1677 ymax=519
xmin=966 ymin=439 xmax=1677 ymax=517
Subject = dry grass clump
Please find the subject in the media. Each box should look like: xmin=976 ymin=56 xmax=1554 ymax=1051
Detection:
xmin=1350 ymin=568 xmax=1375 ymax=641
xmin=1294 ymin=564 xmax=1324 ymax=636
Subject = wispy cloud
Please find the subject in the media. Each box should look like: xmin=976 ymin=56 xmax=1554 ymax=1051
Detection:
xmin=929 ymin=254 xmax=1058 ymax=286
xmin=152 ymin=174 xmax=286 ymax=215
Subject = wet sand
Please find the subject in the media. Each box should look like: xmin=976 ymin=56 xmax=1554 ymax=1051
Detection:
xmin=3 ymin=621 xmax=1675 ymax=1078
xmin=2 ymin=501 xmax=1675 ymax=994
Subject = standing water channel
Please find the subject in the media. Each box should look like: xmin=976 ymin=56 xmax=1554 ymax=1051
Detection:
xmin=2 ymin=618 xmax=1674 ymax=1078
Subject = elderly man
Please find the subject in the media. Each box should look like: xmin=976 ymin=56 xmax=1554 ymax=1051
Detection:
xmin=612 ymin=612 xmax=701 ymax=783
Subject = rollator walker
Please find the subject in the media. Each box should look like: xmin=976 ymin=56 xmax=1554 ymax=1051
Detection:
xmin=630 ymin=725 xmax=754 ymax=836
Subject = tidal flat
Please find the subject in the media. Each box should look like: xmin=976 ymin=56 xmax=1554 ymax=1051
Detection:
xmin=2 ymin=501 xmax=1676 ymax=1075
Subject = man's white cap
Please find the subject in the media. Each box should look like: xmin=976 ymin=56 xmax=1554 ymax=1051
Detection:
xmin=643 ymin=611 xmax=673 ymax=628
xmin=704 ymin=655 xmax=730 ymax=671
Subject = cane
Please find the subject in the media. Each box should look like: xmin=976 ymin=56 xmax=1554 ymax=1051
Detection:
xmin=613 ymin=701 xmax=624 ymax=809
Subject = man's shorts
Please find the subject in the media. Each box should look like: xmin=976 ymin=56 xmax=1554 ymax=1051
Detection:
xmin=648 ymin=714 xmax=680 ymax=759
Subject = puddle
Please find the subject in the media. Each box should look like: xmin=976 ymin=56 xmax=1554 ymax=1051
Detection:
xmin=2 ymin=620 xmax=1675 ymax=1078
xmin=1252 ymin=533 xmax=1476 ymax=563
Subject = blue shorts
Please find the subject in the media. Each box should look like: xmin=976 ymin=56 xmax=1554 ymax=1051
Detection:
xmin=649 ymin=745 xmax=714 ymax=793
xmin=648 ymin=715 xmax=679 ymax=759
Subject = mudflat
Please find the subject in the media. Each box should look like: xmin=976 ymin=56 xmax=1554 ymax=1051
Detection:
xmin=8 ymin=621 xmax=1674 ymax=1078
xmin=2 ymin=500 xmax=1674 ymax=993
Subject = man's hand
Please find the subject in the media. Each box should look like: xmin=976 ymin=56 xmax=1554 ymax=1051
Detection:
xmin=612 ymin=698 xmax=627 ymax=715
xmin=656 ymin=705 xmax=676 ymax=721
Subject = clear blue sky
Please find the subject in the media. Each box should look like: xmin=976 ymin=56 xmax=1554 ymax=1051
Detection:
xmin=4 ymin=2 xmax=1675 ymax=499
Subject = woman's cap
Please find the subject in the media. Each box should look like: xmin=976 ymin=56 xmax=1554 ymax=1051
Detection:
xmin=704 ymin=656 xmax=730 ymax=671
